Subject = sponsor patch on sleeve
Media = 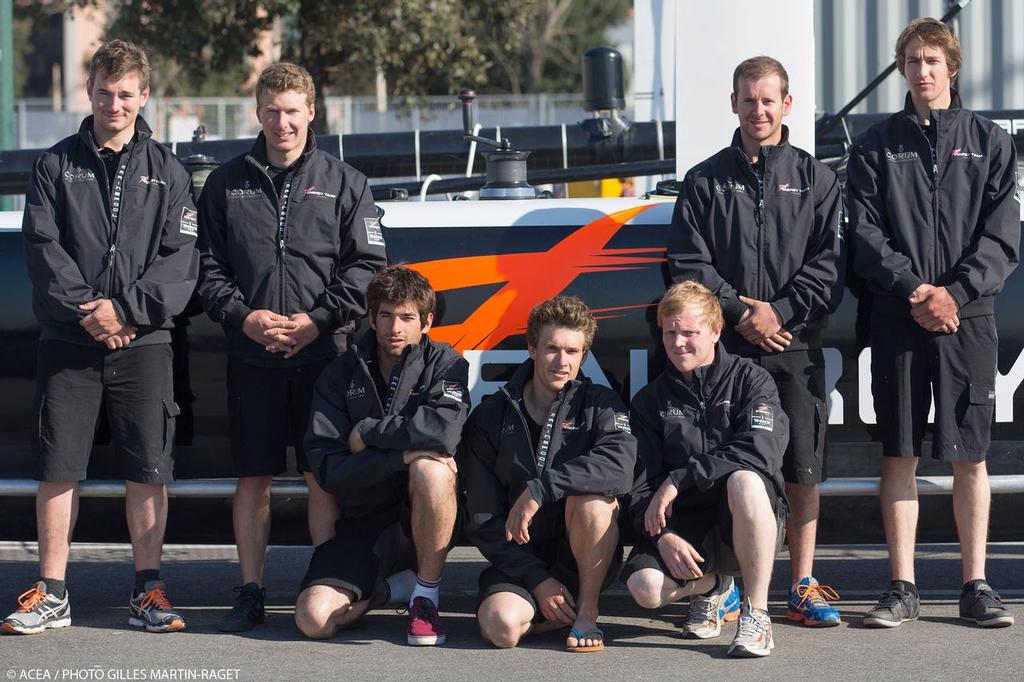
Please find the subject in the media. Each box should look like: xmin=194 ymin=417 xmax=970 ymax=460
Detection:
xmin=180 ymin=207 xmax=198 ymax=237
xmin=613 ymin=412 xmax=631 ymax=433
xmin=750 ymin=403 xmax=775 ymax=432
xmin=442 ymin=380 xmax=465 ymax=402
xmin=364 ymin=217 xmax=385 ymax=246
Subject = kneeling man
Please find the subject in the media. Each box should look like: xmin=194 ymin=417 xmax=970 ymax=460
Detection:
xmin=623 ymin=281 xmax=789 ymax=658
xmin=459 ymin=296 xmax=636 ymax=652
xmin=296 ymin=265 xmax=470 ymax=645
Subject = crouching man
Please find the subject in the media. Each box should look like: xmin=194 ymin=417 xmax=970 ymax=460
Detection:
xmin=295 ymin=265 xmax=470 ymax=645
xmin=622 ymin=281 xmax=789 ymax=658
xmin=458 ymin=296 xmax=637 ymax=652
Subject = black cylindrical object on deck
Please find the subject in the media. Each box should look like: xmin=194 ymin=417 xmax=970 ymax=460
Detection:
xmin=583 ymin=46 xmax=626 ymax=112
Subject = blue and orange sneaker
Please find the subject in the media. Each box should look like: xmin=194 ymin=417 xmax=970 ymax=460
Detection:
xmin=787 ymin=576 xmax=841 ymax=627
xmin=680 ymin=576 xmax=741 ymax=639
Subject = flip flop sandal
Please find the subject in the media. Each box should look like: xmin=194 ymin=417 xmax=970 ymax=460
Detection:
xmin=567 ymin=626 xmax=605 ymax=653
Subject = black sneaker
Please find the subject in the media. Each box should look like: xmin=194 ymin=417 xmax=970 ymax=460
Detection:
xmin=216 ymin=583 xmax=265 ymax=633
xmin=863 ymin=587 xmax=920 ymax=628
xmin=960 ymin=581 xmax=1014 ymax=628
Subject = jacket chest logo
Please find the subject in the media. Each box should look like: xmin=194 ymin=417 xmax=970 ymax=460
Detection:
xmin=139 ymin=175 xmax=167 ymax=186
xmin=228 ymin=180 xmax=262 ymax=199
xmin=500 ymin=422 xmax=517 ymax=436
xmin=885 ymin=145 xmax=919 ymax=162
xmin=560 ymin=419 xmax=580 ymax=431
xmin=659 ymin=405 xmax=687 ymax=420
xmin=714 ymin=178 xmax=747 ymax=195
xmin=346 ymin=384 xmax=366 ymax=400
xmin=950 ymin=147 xmax=984 ymax=160
xmin=304 ymin=185 xmax=337 ymax=200
xmin=63 ymin=169 xmax=96 ymax=184
xmin=775 ymin=182 xmax=810 ymax=195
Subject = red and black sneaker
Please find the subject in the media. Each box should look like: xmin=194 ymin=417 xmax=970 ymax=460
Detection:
xmin=407 ymin=596 xmax=446 ymax=646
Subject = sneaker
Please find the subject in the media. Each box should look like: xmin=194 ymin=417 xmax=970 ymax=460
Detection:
xmin=959 ymin=581 xmax=1014 ymax=628
xmin=216 ymin=583 xmax=266 ymax=633
xmin=1 ymin=582 xmax=71 ymax=635
xmin=863 ymin=586 xmax=920 ymax=628
xmin=787 ymin=576 xmax=841 ymax=627
xmin=680 ymin=576 xmax=740 ymax=639
xmin=128 ymin=581 xmax=186 ymax=633
xmin=728 ymin=607 xmax=774 ymax=658
xmin=407 ymin=596 xmax=446 ymax=646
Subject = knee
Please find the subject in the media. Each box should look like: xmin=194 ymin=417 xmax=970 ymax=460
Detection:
xmin=294 ymin=587 xmax=349 ymax=640
xmin=565 ymin=494 xmax=618 ymax=526
xmin=408 ymin=455 xmax=455 ymax=497
xmin=626 ymin=570 xmax=666 ymax=609
xmin=236 ymin=476 xmax=273 ymax=497
xmin=951 ymin=460 xmax=987 ymax=480
xmin=727 ymin=470 xmax=769 ymax=514
xmin=478 ymin=609 xmax=524 ymax=649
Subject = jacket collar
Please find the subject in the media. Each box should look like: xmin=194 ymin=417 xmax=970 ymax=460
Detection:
xmin=665 ymin=341 xmax=734 ymax=389
xmin=353 ymin=328 xmax=427 ymax=369
xmin=248 ymin=130 xmax=317 ymax=170
xmin=77 ymin=114 xmax=152 ymax=149
xmin=901 ymin=88 xmax=962 ymax=121
xmin=501 ymin=358 xmax=585 ymax=404
xmin=730 ymin=124 xmax=791 ymax=163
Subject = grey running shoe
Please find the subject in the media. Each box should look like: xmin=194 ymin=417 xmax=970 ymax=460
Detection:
xmin=1 ymin=582 xmax=71 ymax=635
xmin=681 ymin=576 xmax=740 ymax=639
xmin=217 ymin=583 xmax=266 ymax=633
xmin=128 ymin=581 xmax=186 ymax=633
xmin=960 ymin=581 xmax=1014 ymax=628
xmin=863 ymin=587 xmax=920 ymax=628
xmin=728 ymin=607 xmax=774 ymax=658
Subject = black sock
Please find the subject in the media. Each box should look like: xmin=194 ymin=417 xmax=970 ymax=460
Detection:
xmin=700 ymin=575 xmax=722 ymax=597
xmin=891 ymin=580 xmax=917 ymax=595
xmin=134 ymin=569 xmax=161 ymax=595
xmin=40 ymin=577 xmax=66 ymax=599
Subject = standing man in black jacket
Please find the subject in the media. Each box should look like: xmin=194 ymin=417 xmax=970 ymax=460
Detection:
xmin=622 ymin=281 xmax=789 ymax=658
xmin=297 ymin=265 xmax=469 ymax=645
xmin=459 ymin=296 xmax=636 ymax=652
xmin=197 ymin=63 xmax=387 ymax=632
xmin=848 ymin=18 xmax=1019 ymax=629
xmin=4 ymin=40 xmax=198 ymax=635
xmin=668 ymin=56 xmax=845 ymax=630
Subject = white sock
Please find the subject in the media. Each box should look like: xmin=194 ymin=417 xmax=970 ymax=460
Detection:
xmin=383 ymin=569 xmax=417 ymax=606
xmin=409 ymin=574 xmax=441 ymax=608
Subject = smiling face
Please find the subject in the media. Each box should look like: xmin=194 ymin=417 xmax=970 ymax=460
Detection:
xmin=371 ymin=300 xmax=433 ymax=360
xmin=528 ymin=325 xmax=586 ymax=395
xmin=901 ymin=36 xmax=955 ymax=111
xmin=731 ymin=74 xmax=792 ymax=150
xmin=661 ymin=305 xmax=721 ymax=375
xmin=256 ymin=88 xmax=314 ymax=166
xmin=88 ymin=70 xmax=149 ymax=146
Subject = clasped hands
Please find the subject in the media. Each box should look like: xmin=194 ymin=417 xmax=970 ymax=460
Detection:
xmin=244 ymin=309 xmax=320 ymax=359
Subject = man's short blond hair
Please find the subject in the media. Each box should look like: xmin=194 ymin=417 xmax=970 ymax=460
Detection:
xmin=733 ymin=55 xmax=789 ymax=97
xmin=658 ymin=281 xmax=724 ymax=332
xmin=256 ymin=62 xmax=315 ymax=107
xmin=89 ymin=40 xmax=151 ymax=91
xmin=895 ymin=18 xmax=961 ymax=77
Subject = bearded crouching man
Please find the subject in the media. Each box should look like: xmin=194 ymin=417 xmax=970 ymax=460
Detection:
xmin=459 ymin=296 xmax=637 ymax=652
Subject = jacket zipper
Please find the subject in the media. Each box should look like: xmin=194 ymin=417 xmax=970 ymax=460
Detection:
xmin=739 ymin=150 xmax=767 ymax=300
xmin=103 ymin=154 xmax=132 ymax=298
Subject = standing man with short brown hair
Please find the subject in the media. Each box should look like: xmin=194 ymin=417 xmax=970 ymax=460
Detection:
xmin=197 ymin=62 xmax=387 ymax=632
xmin=4 ymin=39 xmax=198 ymax=635
xmin=848 ymin=18 xmax=1019 ymax=628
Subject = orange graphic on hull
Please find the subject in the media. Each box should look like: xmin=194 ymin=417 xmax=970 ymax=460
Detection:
xmin=409 ymin=205 xmax=666 ymax=351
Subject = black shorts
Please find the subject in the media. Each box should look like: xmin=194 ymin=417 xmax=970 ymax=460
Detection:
xmin=477 ymin=503 xmax=622 ymax=624
xmin=299 ymin=505 xmax=416 ymax=602
xmin=620 ymin=471 xmax=785 ymax=583
xmin=227 ymin=358 xmax=332 ymax=476
xmin=751 ymin=350 xmax=828 ymax=485
xmin=34 ymin=341 xmax=177 ymax=484
xmin=870 ymin=313 xmax=996 ymax=462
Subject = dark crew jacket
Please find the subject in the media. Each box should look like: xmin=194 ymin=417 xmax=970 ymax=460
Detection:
xmin=848 ymin=90 xmax=1020 ymax=318
xmin=626 ymin=343 xmax=790 ymax=539
xmin=22 ymin=115 xmax=199 ymax=346
xmin=197 ymin=132 xmax=388 ymax=366
xmin=305 ymin=332 xmax=470 ymax=517
xmin=668 ymin=126 xmax=846 ymax=355
xmin=458 ymin=359 xmax=637 ymax=592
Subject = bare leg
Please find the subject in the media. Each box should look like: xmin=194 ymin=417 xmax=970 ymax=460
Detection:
xmin=626 ymin=567 xmax=715 ymax=609
xmin=233 ymin=476 xmax=273 ymax=585
xmin=294 ymin=585 xmax=372 ymax=639
xmin=880 ymin=457 xmax=919 ymax=583
xmin=37 ymin=482 xmax=79 ymax=581
xmin=564 ymin=494 xmax=618 ymax=649
xmin=727 ymin=471 xmax=776 ymax=611
xmin=304 ymin=472 xmax=339 ymax=547
xmin=951 ymin=460 xmax=989 ymax=583
xmin=785 ymin=482 xmax=819 ymax=586
xmin=407 ymin=457 xmax=457 ymax=582
xmin=477 ymin=592 xmax=537 ymax=648
xmin=124 ymin=482 xmax=167 ymax=572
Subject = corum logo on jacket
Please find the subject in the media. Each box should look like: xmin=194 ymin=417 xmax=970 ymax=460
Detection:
xmin=885 ymin=146 xmax=919 ymax=162
xmin=346 ymin=384 xmax=366 ymax=400
xmin=659 ymin=405 xmax=686 ymax=419
xmin=63 ymin=169 xmax=96 ymax=184
xmin=714 ymin=178 xmax=747 ymax=194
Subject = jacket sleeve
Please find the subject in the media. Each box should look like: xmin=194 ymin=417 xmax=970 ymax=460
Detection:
xmin=625 ymin=395 xmax=666 ymax=539
xmin=459 ymin=414 xmax=552 ymax=592
xmin=196 ymin=172 xmax=253 ymax=328
xmin=668 ymin=369 xmax=789 ymax=492
xmin=667 ymin=171 xmax=749 ymax=326
xmin=771 ymin=168 xmax=847 ymax=329
xmin=305 ymin=361 xmax=407 ymax=501
xmin=307 ymin=173 xmax=388 ymax=332
xmin=848 ymin=141 xmax=924 ymax=298
xmin=21 ymin=154 xmax=103 ymax=322
xmin=945 ymin=126 xmax=1021 ymax=308
xmin=356 ymin=355 xmax=470 ymax=455
xmin=524 ymin=389 xmax=637 ymax=506
xmin=112 ymin=164 xmax=199 ymax=327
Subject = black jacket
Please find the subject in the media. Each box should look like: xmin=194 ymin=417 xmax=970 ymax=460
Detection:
xmin=305 ymin=332 xmax=470 ymax=517
xmin=22 ymin=116 xmax=199 ymax=346
xmin=848 ymin=91 xmax=1020 ymax=318
xmin=626 ymin=343 xmax=789 ymax=539
xmin=197 ymin=133 xmax=387 ymax=365
xmin=668 ymin=127 xmax=846 ymax=355
xmin=458 ymin=360 xmax=637 ymax=592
